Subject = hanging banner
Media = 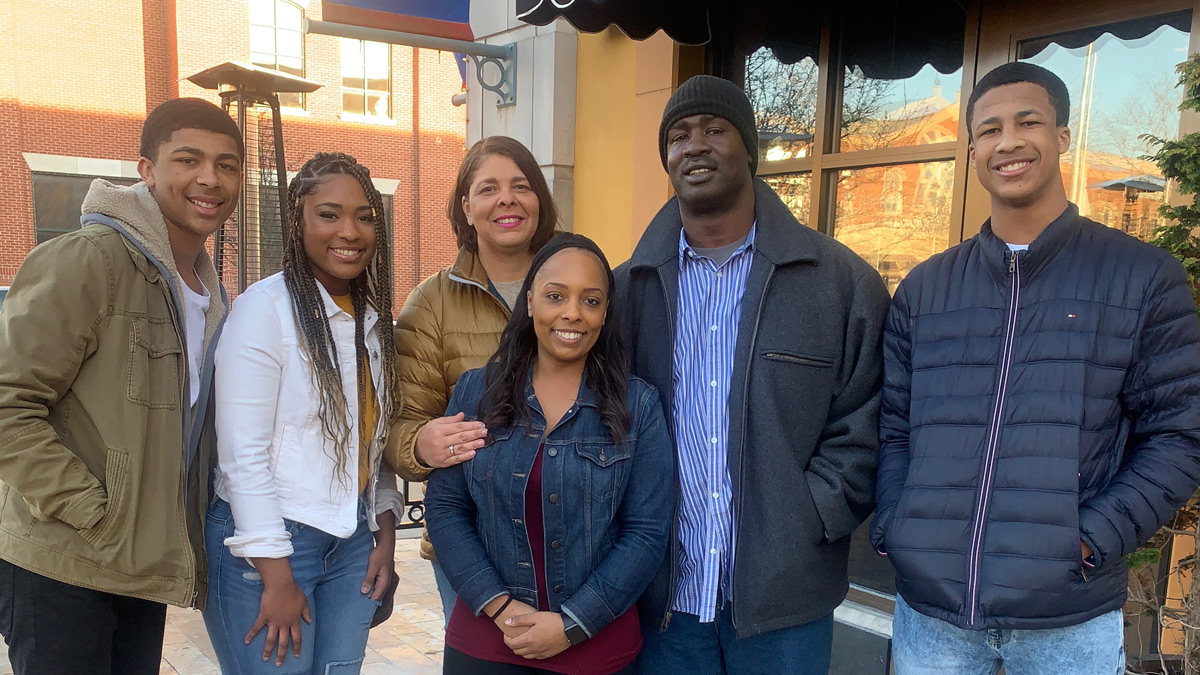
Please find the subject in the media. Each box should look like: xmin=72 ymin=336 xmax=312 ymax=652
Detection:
xmin=321 ymin=0 xmax=474 ymax=42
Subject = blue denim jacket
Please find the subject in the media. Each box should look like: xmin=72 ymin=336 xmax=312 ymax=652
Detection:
xmin=425 ymin=366 xmax=676 ymax=638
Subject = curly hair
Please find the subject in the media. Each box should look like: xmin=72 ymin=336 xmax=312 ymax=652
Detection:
xmin=283 ymin=151 xmax=398 ymax=486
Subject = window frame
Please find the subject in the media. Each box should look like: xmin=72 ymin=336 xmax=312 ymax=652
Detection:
xmin=249 ymin=0 xmax=307 ymax=109
xmin=739 ymin=13 xmax=976 ymax=247
xmin=341 ymin=38 xmax=392 ymax=119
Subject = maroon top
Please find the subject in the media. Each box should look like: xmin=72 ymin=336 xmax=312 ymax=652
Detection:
xmin=445 ymin=444 xmax=641 ymax=674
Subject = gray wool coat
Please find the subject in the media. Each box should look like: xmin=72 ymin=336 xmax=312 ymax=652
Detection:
xmin=615 ymin=178 xmax=891 ymax=638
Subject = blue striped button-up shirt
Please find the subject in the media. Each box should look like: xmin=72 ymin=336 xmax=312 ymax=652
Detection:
xmin=671 ymin=224 xmax=756 ymax=622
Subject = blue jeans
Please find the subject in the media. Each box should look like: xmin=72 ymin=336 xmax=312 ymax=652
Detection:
xmin=892 ymin=594 xmax=1125 ymax=675
xmin=634 ymin=605 xmax=833 ymax=675
xmin=202 ymin=498 xmax=380 ymax=675
xmin=431 ymin=558 xmax=457 ymax=628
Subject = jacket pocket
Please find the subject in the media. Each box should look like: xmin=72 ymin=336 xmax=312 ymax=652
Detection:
xmin=575 ymin=443 xmax=632 ymax=503
xmin=126 ymin=318 xmax=182 ymax=409
xmin=761 ymin=350 xmax=834 ymax=368
xmin=79 ymin=448 xmax=130 ymax=549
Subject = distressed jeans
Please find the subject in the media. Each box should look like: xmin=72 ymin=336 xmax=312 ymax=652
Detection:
xmin=202 ymin=498 xmax=380 ymax=675
xmin=892 ymin=594 xmax=1125 ymax=675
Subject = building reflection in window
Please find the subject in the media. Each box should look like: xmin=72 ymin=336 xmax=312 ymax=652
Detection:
xmin=762 ymin=173 xmax=812 ymax=225
xmin=1020 ymin=18 xmax=1189 ymax=242
xmin=840 ymin=64 xmax=963 ymax=152
xmin=746 ymin=48 xmax=818 ymax=163
xmin=833 ymin=161 xmax=954 ymax=294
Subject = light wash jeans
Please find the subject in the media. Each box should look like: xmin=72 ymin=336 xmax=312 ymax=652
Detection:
xmin=431 ymin=558 xmax=457 ymax=628
xmin=892 ymin=594 xmax=1125 ymax=675
xmin=202 ymin=498 xmax=380 ymax=675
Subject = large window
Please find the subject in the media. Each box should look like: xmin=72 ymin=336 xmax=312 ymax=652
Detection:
xmin=250 ymin=0 xmax=306 ymax=109
xmin=1018 ymin=13 xmax=1190 ymax=242
xmin=341 ymin=39 xmax=391 ymax=118
xmin=749 ymin=23 xmax=964 ymax=298
xmin=33 ymin=173 xmax=137 ymax=244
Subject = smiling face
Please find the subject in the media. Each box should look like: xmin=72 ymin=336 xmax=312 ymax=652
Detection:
xmin=300 ymin=173 xmax=378 ymax=296
xmin=137 ymin=128 xmax=242 ymax=244
xmin=461 ymin=154 xmax=540 ymax=259
xmin=527 ymin=248 xmax=608 ymax=369
xmin=969 ymin=81 xmax=1071 ymax=212
xmin=664 ymin=114 xmax=753 ymax=214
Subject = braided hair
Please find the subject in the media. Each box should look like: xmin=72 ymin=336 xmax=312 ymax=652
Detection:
xmin=283 ymin=152 xmax=398 ymax=486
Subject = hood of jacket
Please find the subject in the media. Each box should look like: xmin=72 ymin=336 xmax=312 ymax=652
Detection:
xmin=80 ymin=179 xmax=227 ymax=344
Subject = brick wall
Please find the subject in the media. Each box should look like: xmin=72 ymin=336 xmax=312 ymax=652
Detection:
xmin=0 ymin=0 xmax=466 ymax=310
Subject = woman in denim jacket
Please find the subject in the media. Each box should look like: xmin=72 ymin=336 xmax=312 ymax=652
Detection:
xmin=426 ymin=233 xmax=675 ymax=675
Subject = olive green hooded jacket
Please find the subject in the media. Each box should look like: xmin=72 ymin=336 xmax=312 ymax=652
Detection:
xmin=0 ymin=179 xmax=227 ymax=608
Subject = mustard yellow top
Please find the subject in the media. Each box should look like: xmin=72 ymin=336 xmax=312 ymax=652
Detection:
xmin=331 ymin=294 xmax=377 ymax=494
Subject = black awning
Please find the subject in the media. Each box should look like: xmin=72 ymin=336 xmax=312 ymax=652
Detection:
xmin=515 ymin=0 xmax=713 ymax=45
xmin=1017 ymin=10 xmax=1191 ymax=60
xmin=515 ymin=0 xmax=969 ymax=80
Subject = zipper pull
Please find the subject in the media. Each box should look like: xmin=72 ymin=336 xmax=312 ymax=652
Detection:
xmin=1008 ymin=251 xmax=1016 ymax=273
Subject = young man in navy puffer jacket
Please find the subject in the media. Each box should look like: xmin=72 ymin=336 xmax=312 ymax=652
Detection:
xmin=872 ymin=62 xmax=1200 ymax=674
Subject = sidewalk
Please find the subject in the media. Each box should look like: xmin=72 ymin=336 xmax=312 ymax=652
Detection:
xmin=1 ymin=532 xmax=446 ymax=675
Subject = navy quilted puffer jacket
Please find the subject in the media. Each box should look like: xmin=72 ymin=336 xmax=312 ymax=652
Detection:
xmin=871 ymin=205 xmax=1200 ymax=631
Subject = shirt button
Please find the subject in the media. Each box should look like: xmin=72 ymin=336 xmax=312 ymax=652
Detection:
xmin=716 ymin=271 xmax=723 ymax=278
xmin=551 ymin=540 xmax=561 ymax=549
xmin=710 ymin=548 xmax=718 ymax=555
xmin=710 ymin=380 xmax=717 ymax=387
xmin=554 ymin=584 xmax=564 ymax=593
xmin=548 ymin=448 xmax=558 ymax=457
xmin=710 ymin=325 xmax=718 ymax=331
xmin=712 ymin=492 xmax=720 ymax=499
xmin=711 ymin=437 xmax=718 ymax=444
xmin=549 ymin=494 xmax=559 ymax=504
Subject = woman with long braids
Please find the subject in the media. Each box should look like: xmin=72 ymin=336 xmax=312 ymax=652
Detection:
xmin=425 ymin=233 xmax=675 ymax=675
xmin=203 ymin=152 xmax=402 ymax=673
xmin=383 ymin=136 xmax=559 ymax=623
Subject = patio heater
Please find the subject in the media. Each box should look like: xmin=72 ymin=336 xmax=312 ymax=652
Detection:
xmin=186 ymin=62 xmax=321 ymax=293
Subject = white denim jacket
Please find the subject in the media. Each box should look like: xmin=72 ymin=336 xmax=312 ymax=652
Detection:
xmin=213 ymin=272 xmax=402 ymax=559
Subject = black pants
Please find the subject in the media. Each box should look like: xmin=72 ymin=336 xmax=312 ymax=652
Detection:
xmin=443 ymin=645 xmax=636 ymax=675
xmin=0 ymin=559 xmax=167 ymax=675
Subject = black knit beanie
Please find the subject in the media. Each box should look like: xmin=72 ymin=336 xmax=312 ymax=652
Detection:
xmin=659 ymin=75 xmax=758 ymax=175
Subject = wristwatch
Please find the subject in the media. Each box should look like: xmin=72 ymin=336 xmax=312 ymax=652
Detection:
xmin=561 ymin=614 xmax=588 ymax=645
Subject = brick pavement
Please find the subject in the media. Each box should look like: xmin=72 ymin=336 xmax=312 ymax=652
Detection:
xmin=1 ymin=531 xmax=446 ymax=675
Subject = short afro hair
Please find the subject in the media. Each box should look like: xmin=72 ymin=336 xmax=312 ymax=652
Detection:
xmin=966 ymin=62 xmax=1070 ymax=140
xmin=140 ymin=98 xmax=244 ymax=161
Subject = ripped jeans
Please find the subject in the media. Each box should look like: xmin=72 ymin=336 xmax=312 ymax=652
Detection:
xmin=202 ymin=498 xmax=380 ymax=675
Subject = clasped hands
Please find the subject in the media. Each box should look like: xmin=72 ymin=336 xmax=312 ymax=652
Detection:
xmin=485 ymin=595 xmax=572 ymax=660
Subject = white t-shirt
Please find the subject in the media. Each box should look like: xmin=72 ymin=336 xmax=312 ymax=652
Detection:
xmin=1006 ymin=243 xmax=1030 ymax=251
xmin=178 ymin=274 xmax=210 ymax=409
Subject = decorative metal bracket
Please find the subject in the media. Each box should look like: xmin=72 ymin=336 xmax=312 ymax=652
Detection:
xmin=468 ymin=43 xmax=517 ymax=108
xmin=306 ymin=19 xmax=519 ymax=108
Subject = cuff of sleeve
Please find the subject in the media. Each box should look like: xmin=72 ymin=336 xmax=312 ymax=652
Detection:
xmin=561 ymin=583 xmax=614 ymax=638
xmin=224 ymin=532 xmax=295 ymax=559
xmin=459 ymin=567 xmax=509 ymax=617
xmin=561 ymin=605 xmax=592 ymax=639
xmin=1079 ymin=507 xmax=1118 ymax=568
xmin=374 ymin=487 xmax=404 ymax=521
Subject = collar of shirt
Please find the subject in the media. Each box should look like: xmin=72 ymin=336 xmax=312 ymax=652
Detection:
xmin=677 ymin=221 xmax=758 ymax=270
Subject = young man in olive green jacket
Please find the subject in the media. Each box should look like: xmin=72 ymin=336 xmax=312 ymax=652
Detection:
xmin=0 ymin=98 xmax=242 ymax=674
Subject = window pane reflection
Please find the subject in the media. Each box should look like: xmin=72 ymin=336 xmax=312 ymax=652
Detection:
xmin=762 ymin=172 xmax=812 ymax=225
xmin=1020 ymin=21 xmax=1188 ymax=242
xmin=833 ymin=161 xmax=954 ymax=293
xmin=841 ymin=64 xmax=962 ymax=152
xmin=745 ymin=48 xmax=818 ymax=163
